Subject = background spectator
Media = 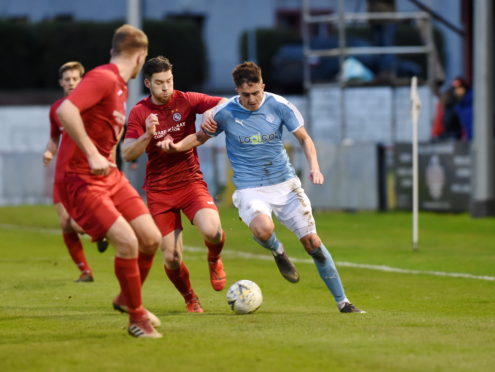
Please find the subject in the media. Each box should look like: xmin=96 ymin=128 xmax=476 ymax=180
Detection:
xmin=451 ymin=77 xmax=473 ymax=140
xmin=431 ymin=77 xmax=472 ymax=141
xmin=431 ymin=87 xmax=462 ymax=141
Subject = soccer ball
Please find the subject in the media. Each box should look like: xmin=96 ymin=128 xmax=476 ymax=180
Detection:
xmin=226 ymin=280 xmax=263 ymax=314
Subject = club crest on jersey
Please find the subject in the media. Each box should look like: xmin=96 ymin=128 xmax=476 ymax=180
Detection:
xmin=266 ymin=114 xmax=275 ymax=123
xmin=173 ymin=112 xmax=182 ymax=122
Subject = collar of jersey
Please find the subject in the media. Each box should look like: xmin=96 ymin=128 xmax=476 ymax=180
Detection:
xmin=235 ymin=92 xmax=267 ymax=112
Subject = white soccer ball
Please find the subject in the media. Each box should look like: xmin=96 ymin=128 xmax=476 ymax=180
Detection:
xmin=226 ymin=280 xmax=263 ymax=314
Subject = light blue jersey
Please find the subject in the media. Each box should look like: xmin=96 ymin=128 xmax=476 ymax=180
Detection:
xmin=208 ymin=92 xmax=304 ymax=189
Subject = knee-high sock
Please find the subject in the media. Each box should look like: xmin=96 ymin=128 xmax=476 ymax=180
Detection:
xmin=114 ymin=251 xmax=154 ymax=305
xmin=164 ymin=261 xmax=195 ymax=303
xmin=114 ymin=257 xmax=145 ymax=321
xmin=138 ymin=251 xmax=154 ymax=284
xmin=63 ymin=232 xmax=91 ymax=273
xmin=205 ymin=230 xmax=225 ymax=261
xmin=309 ymin=244 xmax=347 ymax=303
xmin=253 ymin=233 xmax=282 ymax=254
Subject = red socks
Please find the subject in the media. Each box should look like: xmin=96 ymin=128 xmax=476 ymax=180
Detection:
xmin=205 ymin=230 xmax=226 ymax=261
xmin=164 ymin=261 xmax=194 ymax=302
xmin=137 ymin=251 xmax=154 ymax=284
xmin=63 ymin=232 xmax=91 ymax=273
xmin=114 ymin=252 xmax=155 ymax=312
xmin=114 ymin=257 xmax=145 ymax=319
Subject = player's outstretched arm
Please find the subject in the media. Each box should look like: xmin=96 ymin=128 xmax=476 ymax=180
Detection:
xmin=157 ymin=130 xmax=210 ymax=153
xmin=201 ymin=114 xmax=218 ymax=134
xmin=293 ymin=127 xmax=324 ymax=185
xmin=122 ymin=113 xmax=158 ymax=161
xmin=201 ymin=98 xmax=227 ymax=133
xmin=57 ymin=99 xmax=116 ymax=175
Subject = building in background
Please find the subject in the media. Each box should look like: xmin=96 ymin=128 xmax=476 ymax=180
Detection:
xmin=0 ymin=0 xmax=465 ymax=92
xmin=2 ymin=0 xmax=486 ymax=213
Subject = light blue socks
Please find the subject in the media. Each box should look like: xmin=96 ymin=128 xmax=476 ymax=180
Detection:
xmin=309 ymin=244 xmax=347 ymax=303
xmin=253 ymin=233 xmax=283 ymax=255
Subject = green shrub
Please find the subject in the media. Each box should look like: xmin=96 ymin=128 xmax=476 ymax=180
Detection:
xmin=146 ymin=19 xmax=206 ymax=91
xmin=0 ymin=21 xmax=41 ymax=89
xmin=0 ymin=19 xmax=206 ymax=91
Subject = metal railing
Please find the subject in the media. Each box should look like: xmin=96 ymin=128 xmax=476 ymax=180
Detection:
xmin=301 ymin=0 xmax=436 ymax=141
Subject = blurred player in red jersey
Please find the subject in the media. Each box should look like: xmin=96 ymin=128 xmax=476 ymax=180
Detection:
xmin=57 ymin=25 xmax=162 ymax=338
xmin=122 ymin=56 xmax=228 ymax=313
xmin=43 ymin=61 xmax=106 ymax=283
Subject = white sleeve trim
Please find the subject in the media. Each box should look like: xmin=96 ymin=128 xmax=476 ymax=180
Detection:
xmin=212 ymin=96 xmax=235 ymax=116
xmin=267 ymin=92 xmax=305 ymax=131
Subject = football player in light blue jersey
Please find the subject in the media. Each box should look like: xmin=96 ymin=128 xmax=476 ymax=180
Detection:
xmin=158 ymin=62 xmax=365 ymax=313
xmin=208 ymin=89 xmax=302 ymax=190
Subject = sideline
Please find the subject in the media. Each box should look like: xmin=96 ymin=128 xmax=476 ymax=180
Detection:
xmin=184 ymin=246 xmax=495 ymax=282
xmin=2 ymin=223 xmax=494 ymax=281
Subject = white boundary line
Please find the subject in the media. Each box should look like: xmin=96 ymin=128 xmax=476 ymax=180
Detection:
xmin=183 ymin=246 xmax=495 ymax=282
xmin=1 ymin=224 xmax=494 ymax=281
xmin=0 ymin=223 xmax=61 ymax=234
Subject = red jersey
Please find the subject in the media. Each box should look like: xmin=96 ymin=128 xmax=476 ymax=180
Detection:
xmin=49 ymin=97 xmax=66 ymax=181
xmin=49 ymin=97 xmax=64 ymax=142
xmin=60 ymin=63 xmax=127 ymax=175
xmin=126 ymin=91 xmax=222 ymax=191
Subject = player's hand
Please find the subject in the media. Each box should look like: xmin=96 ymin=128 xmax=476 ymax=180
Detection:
xmin=309 ymin=170 xmax=324 ymax=185
xmin=88 ymin=152 xmax=117 ymax=176
xmin=156 ymin=135 xmax=178 ymax=153
xmin=145 ymin=113 xmax=159 ymax=138
xmin=201 ymin=109 xmax=218 ymax=133
xmin=43 ymin=150 xmax=54 ymax=166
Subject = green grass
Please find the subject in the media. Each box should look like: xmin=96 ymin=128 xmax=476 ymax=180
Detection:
xmin=0 ymin=205 xmax=494 ymax=371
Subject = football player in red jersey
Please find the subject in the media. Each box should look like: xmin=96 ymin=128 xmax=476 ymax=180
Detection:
xmin=57 ymin=25 xmax=162 ymax=338
xmin=122 ymin=56 xmax=228 ymax=313
xmin=43 ymin=61 xmax=104 ymax=283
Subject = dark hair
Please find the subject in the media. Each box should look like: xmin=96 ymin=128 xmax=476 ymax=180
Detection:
xmin=143 ymin=56 xmax=173 ymax=80
xmin=232 ymin=61 xmax=262 ymax=87
xmin=111 ymin=24 xmax=148 ymax=56
xmin=451 ymin=76 xmax=469 ymax=90
xmin=58 ymin=61 xmax=84 ymax=79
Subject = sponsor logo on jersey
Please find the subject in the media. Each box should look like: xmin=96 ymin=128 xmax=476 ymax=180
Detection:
xmin=235 ymin=118 xmax=245 ymax=127
xmin=173 ymin=112 xmax=182 ymax=122
xmin=154 ymin=122 xmax=186 ymax=139
xmin=237 ymin=132 xmax=280 ymax=145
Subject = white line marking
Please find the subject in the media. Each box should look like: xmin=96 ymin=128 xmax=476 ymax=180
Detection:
xmin=0 ymin=223 xmax=61 ymax=234
xmin=0 ymin=223 xmax=91 ymax=238
xmin=184 ymin=246 xmax=495 ymax=282
xmin=1 ymin=224 xmax=493 ymax=281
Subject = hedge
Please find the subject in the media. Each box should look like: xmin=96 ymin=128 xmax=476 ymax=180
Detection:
xmin=0 ymin=19 xmax=206 ymax=91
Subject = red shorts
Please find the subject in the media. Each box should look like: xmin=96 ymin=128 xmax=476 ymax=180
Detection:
xmin=147 ymin=180 xmax=217 ymax=236
xmin=52 ymin=182 xmax=61 ymax=204
xmin=63 ymin=170 xmax=149 ymax=241
xmin=55 ymin=179 xmax=72 ymax=213
xmin=52 ymin=170 xmax=65 ymax=204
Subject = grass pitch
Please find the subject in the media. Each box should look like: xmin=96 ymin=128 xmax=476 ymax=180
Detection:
xmin=0 ymin=205 xmax=494 ymax=371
